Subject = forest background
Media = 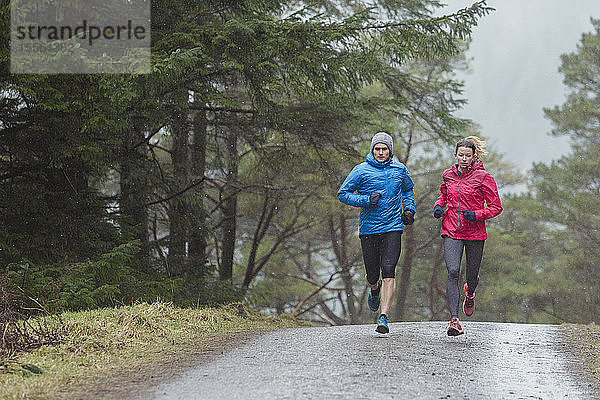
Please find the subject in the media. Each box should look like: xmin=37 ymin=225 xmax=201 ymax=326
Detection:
xmin=1 ymin=0 xmax=599 ymax=327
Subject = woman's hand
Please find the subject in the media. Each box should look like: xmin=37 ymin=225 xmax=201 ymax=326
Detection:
xmin=461 ymin=209 xmax=476 ymax=221
xmin=433 ymin=205 xmax=444 ymax=219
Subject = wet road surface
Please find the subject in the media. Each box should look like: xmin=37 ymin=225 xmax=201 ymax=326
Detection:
xmin=140 ymin=322 xmax=594 ymax=399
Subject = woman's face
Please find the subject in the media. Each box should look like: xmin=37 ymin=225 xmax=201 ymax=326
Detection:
xmin=455 ymin=146 xmax=474 ymax=170
xmin=373 ymin=143 xmax=390 ymax=163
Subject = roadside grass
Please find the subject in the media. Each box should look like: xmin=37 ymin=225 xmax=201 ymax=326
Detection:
xmin=562 ymin=323 xmax=600 ymax=391
xmin=0 ymin=302 xmax=309 ymax=400
xmin=4 ymin=308 xmax=599 ymax=400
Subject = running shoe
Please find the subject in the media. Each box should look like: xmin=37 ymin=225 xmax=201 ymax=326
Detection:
xmin=462 ymin=283 xmax=475 ymax=317
xmin=446 ymin=317 xmax=464 ymax=336
xmin=368 ymin=280 xmax=382 ymax=312
xmin=375 ymin=314 xmax=389 ymax=334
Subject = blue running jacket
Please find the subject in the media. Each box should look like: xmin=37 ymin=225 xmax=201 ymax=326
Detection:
xmin=338 ymin=153 xmax=415 ymax=235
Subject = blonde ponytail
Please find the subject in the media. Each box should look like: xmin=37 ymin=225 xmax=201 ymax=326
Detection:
xmin=457 ymin=136 xmax=488 ymax=159
xmin=465 ymin=136 xmax=488 ymax=159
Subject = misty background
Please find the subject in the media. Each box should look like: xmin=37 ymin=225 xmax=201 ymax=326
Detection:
xmin=3 ymin=0 xmax=600 ymax=331
xmin=441 ymin=0 xmax=598 ymax=172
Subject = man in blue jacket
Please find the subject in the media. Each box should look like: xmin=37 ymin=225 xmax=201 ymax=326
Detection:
xmin=337 ymin=132 xmax=416 ymax=333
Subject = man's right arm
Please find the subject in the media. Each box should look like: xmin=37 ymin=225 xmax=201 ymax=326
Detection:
xmin=337 ymin=165 xmax=370 ymax=208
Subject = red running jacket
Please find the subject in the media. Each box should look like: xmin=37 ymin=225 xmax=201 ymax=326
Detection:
xmin=434 ymin=160 xmax=502 ymax=240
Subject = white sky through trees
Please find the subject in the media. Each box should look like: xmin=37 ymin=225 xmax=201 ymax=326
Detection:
xmin=440 ymin=0 xmax=598 ymax=172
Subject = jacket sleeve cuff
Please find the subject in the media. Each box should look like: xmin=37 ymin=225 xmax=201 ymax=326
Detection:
xmin=360 ymin=195 xmax=370 ymax=207
xmin=474 ymin=210 xmax=483 ymax=220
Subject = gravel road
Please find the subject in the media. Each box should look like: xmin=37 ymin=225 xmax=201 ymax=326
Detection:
xmin=138 ymin=321 xmax=596 ymax=399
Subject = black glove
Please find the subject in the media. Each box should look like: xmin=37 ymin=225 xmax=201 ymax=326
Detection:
xmin=461 ymin=209 xmax=476 ymax=221
xmin=433 ymin=205 xmax=444 ymax=219
xmin=369 ymin=192 xmax=382 ymax=206
xmin=401 ymin=209 xmax=415 ymax=225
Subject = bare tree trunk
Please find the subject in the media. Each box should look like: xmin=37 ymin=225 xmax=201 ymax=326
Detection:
xmin=576 ymin=228 xmax=592 ymax=314
xmin=328 ymin=214 xmax=359 ymax=324
xmin=394 ymin=224 xmax=416 ymax=321
xmin=318 ymin=301 xmax=347 ymax=325
xmin=292 ymin=270 xmax=338 ymax=317
xmin=393 ymin=117 xmax=417 ymax=321
xmin=220 ymin=129 xmax=238 ymax=281
xmin=119 ymin=123 xmax=150 ymax=271
xmin=241 ymin=195 xmax=312 ymax=290
xmin=51 ymin=159 xmax=94 ymax=259
xmin=189 ymin=110 xmax=208 ymax=275
xmin=306 ymin=240 xmax=312 ymax=275
xmin=242 ymin=190 xmax=275 ymax=290
xmin=168 ymin=110 xmax=190 ymax=277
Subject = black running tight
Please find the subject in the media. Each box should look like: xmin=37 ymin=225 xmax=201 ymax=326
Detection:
xmin=360 ymin=231 xmax=402 ymax=285
xmin=444 ymin=236 xmax=484 ymax=318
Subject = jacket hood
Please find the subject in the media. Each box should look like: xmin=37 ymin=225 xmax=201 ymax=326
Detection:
xmin=472 ymin=159 xmax=485 ymax=170
xmin=366 ymin=152 xmax=392 ymax=168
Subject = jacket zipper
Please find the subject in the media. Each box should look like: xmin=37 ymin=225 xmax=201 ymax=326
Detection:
xmin=455 ymin=167 xmax=462 ymax=238
xmin=385 ymin=166 xmax=390 ymax=205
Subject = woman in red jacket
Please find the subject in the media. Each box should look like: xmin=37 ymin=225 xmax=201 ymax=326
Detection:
xmin=433 ymin=136 xmax=502 ymax=336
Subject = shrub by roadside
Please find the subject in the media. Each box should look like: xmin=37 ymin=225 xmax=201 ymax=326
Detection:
xmin=0 ymin=302 xmax=309 ymax=400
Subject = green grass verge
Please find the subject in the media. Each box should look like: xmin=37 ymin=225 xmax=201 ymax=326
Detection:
xmin=561 ymin=323 xmax=600 ymax=399
xmin=561 ymin=323 xmax=600 ymax=391
xmin=0 ymin=302 xmax=310 ymax=400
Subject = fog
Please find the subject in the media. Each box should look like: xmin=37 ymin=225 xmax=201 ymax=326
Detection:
xmin=441 ymin=0 xmax=599 ymax=172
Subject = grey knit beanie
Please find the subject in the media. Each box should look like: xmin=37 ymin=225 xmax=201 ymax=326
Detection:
xmin=370 ymin=132 xmax=393 ymax=155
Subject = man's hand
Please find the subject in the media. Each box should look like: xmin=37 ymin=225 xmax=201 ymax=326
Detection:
xmin=369 ymin=192 xmax=382 ymax=206
xmin=402 ymin=209 xmax=415 ymax=225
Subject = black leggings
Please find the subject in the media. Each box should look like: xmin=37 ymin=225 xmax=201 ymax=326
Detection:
xmin=444 ymin=236 xmax=485 ymax=318
xmin=360 ymin=231 xmax=402 ymax=285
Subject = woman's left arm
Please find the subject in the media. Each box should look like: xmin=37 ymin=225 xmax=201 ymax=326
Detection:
xmin=475 ymin=173 xmax=503 ymax=220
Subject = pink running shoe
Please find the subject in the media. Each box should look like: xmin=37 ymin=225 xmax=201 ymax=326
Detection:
xmin=446 ymin=317 xmax=464 ymax=336
xmin=463 ymin=283 xmax=475 ymax=317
